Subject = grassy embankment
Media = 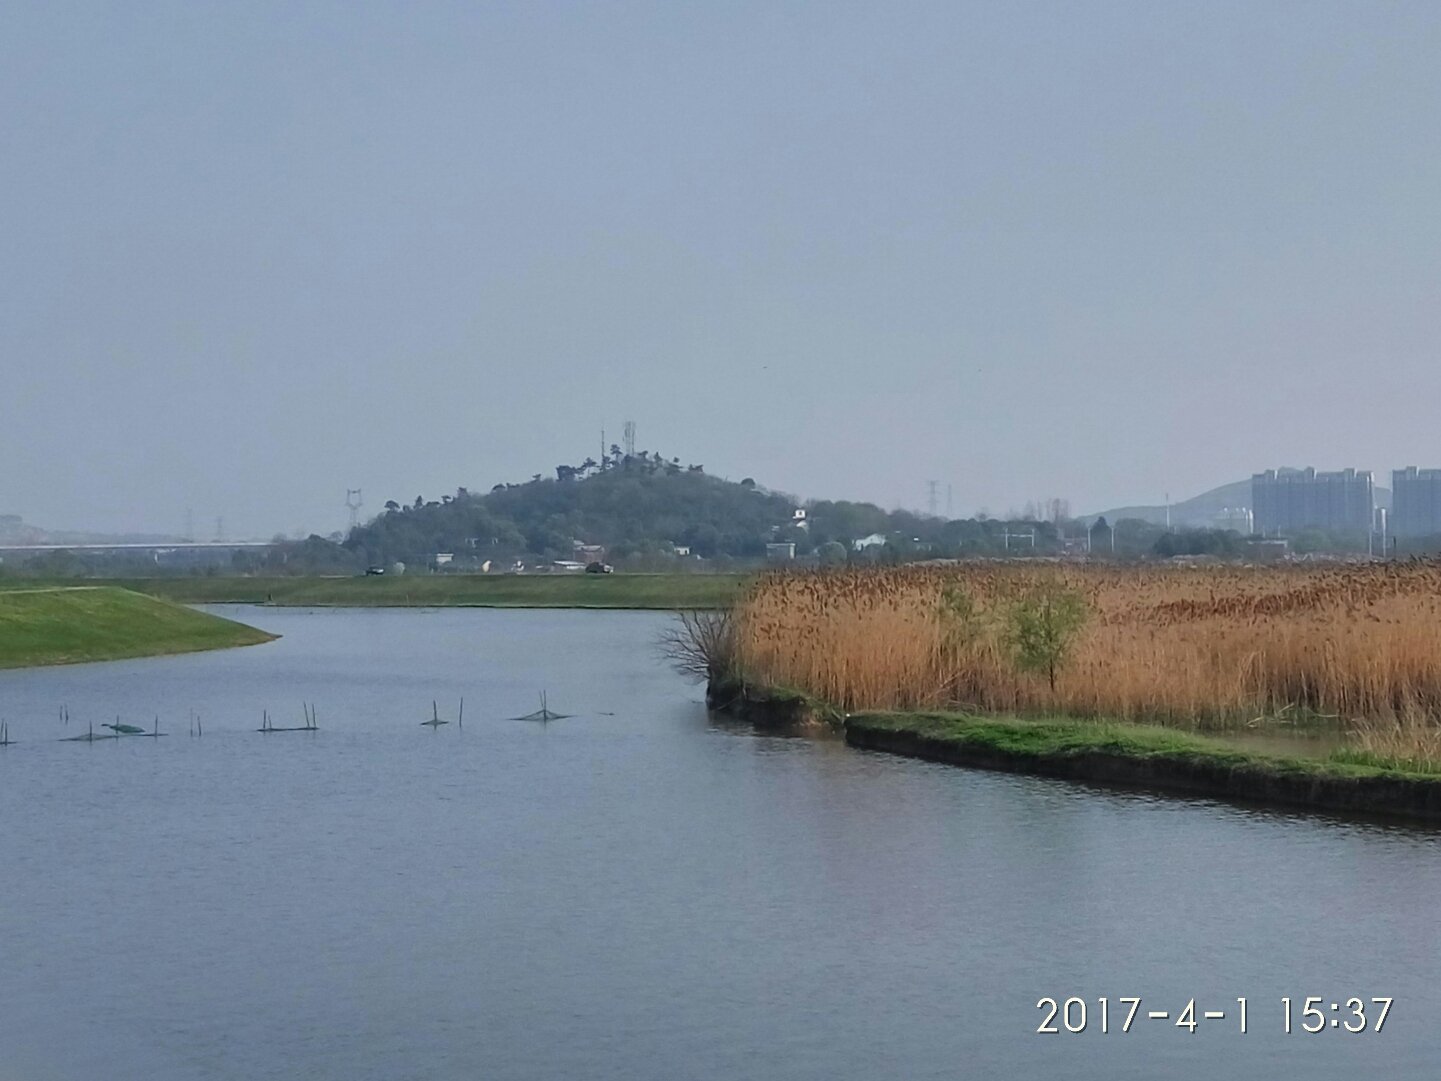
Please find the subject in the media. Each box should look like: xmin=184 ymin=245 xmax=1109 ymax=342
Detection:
xmin=843 ymin=711 xmax=1441 ymax=821
xmin=0 ymin=573 xmax=748 ymax=610
xmin=0 ymin=587 xmax=276 ymax=669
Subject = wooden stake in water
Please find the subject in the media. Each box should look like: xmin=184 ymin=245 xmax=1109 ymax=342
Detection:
xmin=259 ymin=705 xmax=318 ymax=733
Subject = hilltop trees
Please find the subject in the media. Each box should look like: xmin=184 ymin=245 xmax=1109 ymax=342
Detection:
xmin=343 ymin=465 xmax=797 ymax=569
xmin=338 ymin=457 xmax=1120 ymax=571
xmin=326 ymin=448 xmax=1198 ymax=573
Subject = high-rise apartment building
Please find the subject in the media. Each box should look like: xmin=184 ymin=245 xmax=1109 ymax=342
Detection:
xmin=1392 ymin=467 xmax=1441 ymax=538
xmin=1251 ymin=468 xmax=1374 ymax=536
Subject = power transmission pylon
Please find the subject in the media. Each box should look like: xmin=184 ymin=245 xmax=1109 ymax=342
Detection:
xmin=345 ymin=489 xmax=363 ymax=530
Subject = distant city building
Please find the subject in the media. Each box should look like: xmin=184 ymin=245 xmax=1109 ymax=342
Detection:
xmin=1211 ymin=507 xmax=1254 ymax=534
xmin=1392 ymin=467 xmax=1441 ymax=538
xmin=1251 ymin=468 xmax=1374 ymax=536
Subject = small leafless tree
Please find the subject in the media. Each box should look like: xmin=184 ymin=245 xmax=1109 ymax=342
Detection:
xmin=660 ymin=608 xmax=737 ymax=682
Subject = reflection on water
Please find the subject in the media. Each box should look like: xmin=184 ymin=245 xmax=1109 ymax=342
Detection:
xmin=1 ymin=607 xmax=1438 ymax=1081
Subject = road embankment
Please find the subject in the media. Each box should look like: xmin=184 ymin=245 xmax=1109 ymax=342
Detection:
xmin=22 ymin=573 xmax=747 ymax=610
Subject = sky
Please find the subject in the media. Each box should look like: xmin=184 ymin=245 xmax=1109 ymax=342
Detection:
xmin=4 ymin=1 xmax=1441 ymax=537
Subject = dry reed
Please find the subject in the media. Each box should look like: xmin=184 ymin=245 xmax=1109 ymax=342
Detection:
xmin=723 ymin=562 xmax=1441 ymax=737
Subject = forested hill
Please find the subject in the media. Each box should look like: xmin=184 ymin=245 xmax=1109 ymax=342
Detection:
xmin=279 ymin=453 xmax=1088 ymax=575
xmin=342 ymin=458 xmax=812 ymax=569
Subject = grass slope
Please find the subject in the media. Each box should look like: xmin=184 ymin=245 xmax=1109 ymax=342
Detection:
xmin=6 ymin=573 xmax=748 ymax=609
xmin=0 ymin=587 xmax=276 ymax=669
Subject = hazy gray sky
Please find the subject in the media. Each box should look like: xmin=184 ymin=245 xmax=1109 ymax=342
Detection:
xmin=4 ymin=1 xmax=1440 ymax=536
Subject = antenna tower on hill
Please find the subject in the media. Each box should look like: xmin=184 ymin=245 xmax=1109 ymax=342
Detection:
xmin=623 ymin=421 xmax=636 ymax=457
xmin=346 ymin=488 xmax=363 ymax=530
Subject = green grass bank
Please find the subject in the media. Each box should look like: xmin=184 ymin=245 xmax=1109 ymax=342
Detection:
xmin=0 ymin=587 xmax=276 ymax=669
xmin=0 ymin=573 xmax=747 ymax=610
xmin=842 ymin=711 xmax=1441 ymax=823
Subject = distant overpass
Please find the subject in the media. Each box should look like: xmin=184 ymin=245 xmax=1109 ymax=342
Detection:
xmin=0 ymin=541 xmax=279 ymax=554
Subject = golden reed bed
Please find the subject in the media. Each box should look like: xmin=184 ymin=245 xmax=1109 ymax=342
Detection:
xmin=730 ymin=563 xmax=1441 ymax=736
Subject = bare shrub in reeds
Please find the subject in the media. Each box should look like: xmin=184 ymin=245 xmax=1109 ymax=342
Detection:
xmin=728 ymin=561 xmax=1441 ymax=733
xmin=662 ymin=608 xmax=738 ymax=682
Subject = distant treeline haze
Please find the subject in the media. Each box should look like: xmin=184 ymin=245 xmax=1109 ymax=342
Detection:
xmin=11 ymin=448 xmax=1441 ymax=577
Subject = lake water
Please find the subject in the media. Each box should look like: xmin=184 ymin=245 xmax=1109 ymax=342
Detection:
xmin=1 ymin=607 xmax=1438 ymax=1080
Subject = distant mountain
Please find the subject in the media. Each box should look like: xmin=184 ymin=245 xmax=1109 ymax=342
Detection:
xmin=1088 ymin=478 xmax=1390 ymax=529
xmin=1088 ymin=480 xmax=1252 ymax=528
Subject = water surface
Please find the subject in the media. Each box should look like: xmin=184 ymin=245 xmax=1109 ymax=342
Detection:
xmin=1 ymin=607 xmax=1437 ymax=1080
